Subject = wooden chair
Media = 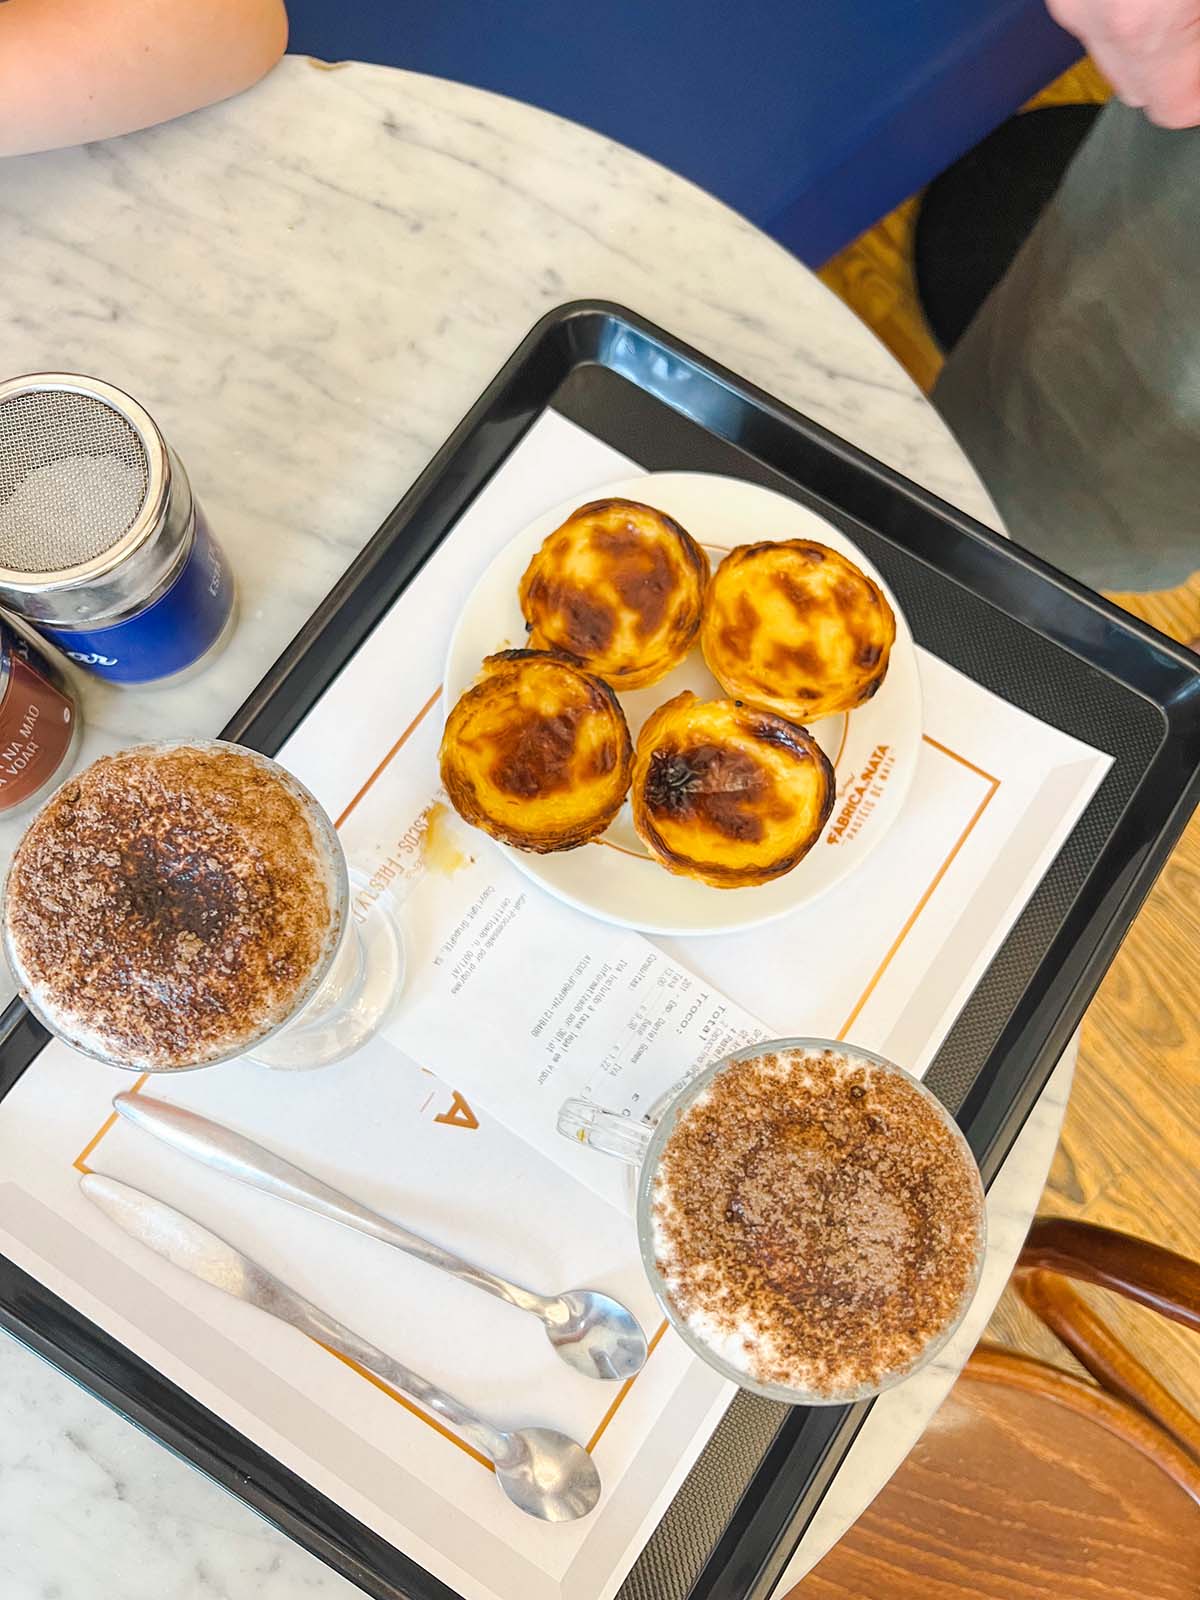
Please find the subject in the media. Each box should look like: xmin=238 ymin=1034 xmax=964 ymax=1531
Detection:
xmin=788 ymin=1218 xmax=1200 ymax=1599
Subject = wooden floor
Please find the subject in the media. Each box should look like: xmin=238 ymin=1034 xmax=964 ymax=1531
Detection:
xmin=817 ymin=61 xmax=1200 ymax=1419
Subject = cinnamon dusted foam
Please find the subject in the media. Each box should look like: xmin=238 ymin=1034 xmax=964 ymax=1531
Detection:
xmin=3 ymin=742 xmax=343 ymax=1069
xmin=651 ymin=1046 xmax=984 ymax=1398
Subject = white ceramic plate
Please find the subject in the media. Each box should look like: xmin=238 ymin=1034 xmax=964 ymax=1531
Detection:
xmin=444 ymin=472 xmax=922 ymax=935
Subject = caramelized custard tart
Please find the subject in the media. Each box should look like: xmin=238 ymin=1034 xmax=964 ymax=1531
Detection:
xmin=701 ymin=540 xmax=895 ymax=721
xmin=519 ymin=498 xmax=709 ymax=690
xmin=440 ymin=650 xmax=633 ymax=852
xmin=631 ymin=693 xmax=835 ymax=888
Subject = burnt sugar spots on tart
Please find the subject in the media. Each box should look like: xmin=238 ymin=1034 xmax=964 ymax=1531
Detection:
xmin=443 ymin=502 xmax=892 ymax=895
xmin=701 ymin=539 xmax=895 ymax=722
xmin=519 ymin=499 xmax=709 ymax=691
xmin=631 ymin=693 xmax=835 ymax=888
xmin=439 ymin=649 xmax=633 ymax=852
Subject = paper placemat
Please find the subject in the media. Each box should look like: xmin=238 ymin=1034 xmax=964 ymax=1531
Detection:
xmin=0 ymin=412 xmax=1112 ymax=1600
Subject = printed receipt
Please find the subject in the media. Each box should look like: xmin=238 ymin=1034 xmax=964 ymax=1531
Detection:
xmin=377 ymin=806 xmax=767 ymax=1208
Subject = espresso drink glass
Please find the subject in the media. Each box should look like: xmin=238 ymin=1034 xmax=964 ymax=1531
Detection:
xmin=2 ymin=741 xmax=403 ymax=1072
xmin=559 ymin=1040 xmax=985 ymax=1404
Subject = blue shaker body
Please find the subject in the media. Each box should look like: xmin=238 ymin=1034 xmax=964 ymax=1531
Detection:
xmin=40 ymin=506 xmax=234 ymax=685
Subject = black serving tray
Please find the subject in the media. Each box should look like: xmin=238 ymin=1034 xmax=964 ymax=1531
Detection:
xmin=2 ymin=302 xmax=1198 ymax=1600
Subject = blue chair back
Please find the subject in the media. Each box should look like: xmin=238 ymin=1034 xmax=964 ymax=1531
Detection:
xmin=284 ymin=1 xmax=1080 ymax=263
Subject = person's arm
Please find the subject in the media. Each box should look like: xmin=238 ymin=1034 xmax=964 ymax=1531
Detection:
xmin=0 ymin=0 xmax=288 ymax=157
xmin=1047 ymin=0 xmax=1200 ymax=127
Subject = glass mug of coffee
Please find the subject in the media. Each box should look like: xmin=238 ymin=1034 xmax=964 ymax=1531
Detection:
xmin=2 ymin=741 xmax=403 ymax=1072
xmin=559 ymin=1040 xmax=986 ymax=1404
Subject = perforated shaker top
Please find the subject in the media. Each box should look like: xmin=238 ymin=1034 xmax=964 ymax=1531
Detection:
xmin=0 ymin=387 xmax=150 ymax=574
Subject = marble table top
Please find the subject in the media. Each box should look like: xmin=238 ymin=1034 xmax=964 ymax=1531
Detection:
xmin=0 ymin=55 xmax=1065 ymax=1600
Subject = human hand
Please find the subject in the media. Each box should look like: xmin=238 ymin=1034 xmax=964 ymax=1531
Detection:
xmin=0 ymin=0 xmax=287 ymax=158
xmin=1047 ymin=0 xmax=1200 ymax=126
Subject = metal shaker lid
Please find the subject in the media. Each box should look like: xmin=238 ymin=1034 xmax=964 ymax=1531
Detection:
xmin=0 ymin=374 xmax=170 ymax=596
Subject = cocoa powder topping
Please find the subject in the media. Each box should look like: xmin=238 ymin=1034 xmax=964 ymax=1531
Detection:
xmin=4 ymin=744 xmax=340 ymax=1069
xmin=652 ymin=1047 xmax=984 ymax=1396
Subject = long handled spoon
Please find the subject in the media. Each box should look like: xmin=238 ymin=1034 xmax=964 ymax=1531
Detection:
xmin=81 ymin=1173 xmax=601 ymax=1522
xmin=113 ymin=1092 xmax=648 ymax=1382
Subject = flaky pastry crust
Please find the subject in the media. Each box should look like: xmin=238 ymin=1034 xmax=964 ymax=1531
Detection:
xmin=440 ymin=649 xmax=633 ymax=852
xmin=701 ymin=540 xmax=895 ymax=721
xmin=519 ymin=498 xmax=709 ymax=690
xmin=631 ymin=692 xmax=835 ymax=888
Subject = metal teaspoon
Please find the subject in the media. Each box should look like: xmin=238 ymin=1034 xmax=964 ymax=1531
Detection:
xmin=113 ymin=1092 xmax=648 ymax=1382
xmin=80 ymin=1173 xmax=601 ymax=1522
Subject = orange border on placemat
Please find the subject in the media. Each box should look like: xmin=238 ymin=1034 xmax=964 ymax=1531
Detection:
xmin=69 ymin=706 xmax=998 ymax=1471
xmin=837 ymin=737 xmax=1000 ymax=1039
xmin=73 ymin=1074 xmax=149 ymax=1174
xmin=336 ymin=685 xmax=443 ymax=830
xmin=320 ymin=1344 xmax=497 ymax=1471
xmin=585 ymin=1319 xmax=670 ymax=1452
